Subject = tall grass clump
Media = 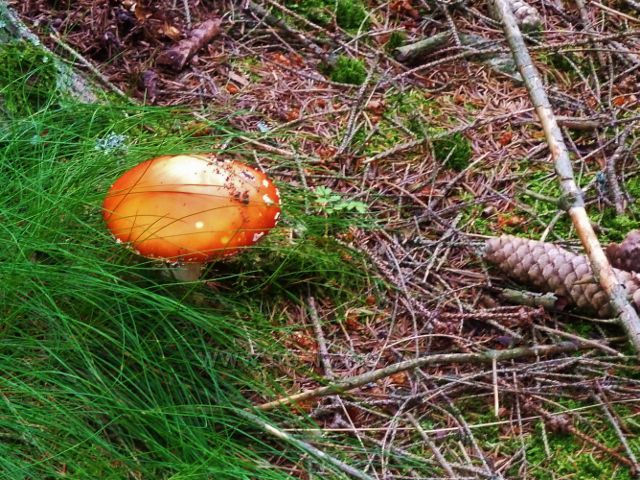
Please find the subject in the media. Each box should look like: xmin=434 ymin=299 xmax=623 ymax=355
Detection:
xmin=0 ymin=44 xmax=374 ymax=478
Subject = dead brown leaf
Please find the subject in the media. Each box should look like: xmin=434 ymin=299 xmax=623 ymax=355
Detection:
xmin=498 ymin=131 xmax=513 ymax=146
xmin=159 ymin=23 xmax=182 ymax=41
xmin=134 ymin=4 xmax=152 ymax=22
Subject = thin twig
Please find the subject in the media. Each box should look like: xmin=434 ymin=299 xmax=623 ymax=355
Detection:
xmin=307 ymin=296 xmax=334 ymax=379
xmin=534 ymin=324 xmax=623 ymax=357
xmin=605 ymin=127 xmax=632 ymax=215
xmin=182 ymin=0 xmax=192 ymax=29
xmin=593 ymin=389 xmax=640 ymax=475
xmin=406 ymin=413 xmax=457 ymax=477
xmin=236 ymin=409 xmax=375 ymax=480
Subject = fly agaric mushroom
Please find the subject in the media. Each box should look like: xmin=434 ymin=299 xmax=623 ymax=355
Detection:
xmin=103 ymin=154 xmax=281 ymax=280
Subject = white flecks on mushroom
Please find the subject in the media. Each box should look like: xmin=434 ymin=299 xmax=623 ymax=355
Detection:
xmin=115 ymin=238 xmax=123 ymax=244
xmin=262 ymin=179 xmax=269 ymax=188
xmin=263 ymin=194 xmax=274 ymax=206
xmin=195 ymin=221 xmax=204 ymax=229
xmin=274 ymin=188 xmax=281 ymax=199
xmin=274 ymin=211 xmax=280 ymax=221
xmin=252 ymin=232 xmax=265 ymax=242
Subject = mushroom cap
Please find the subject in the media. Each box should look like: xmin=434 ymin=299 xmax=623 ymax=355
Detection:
xmin=103 ymin=154 xmax=281 ymax=262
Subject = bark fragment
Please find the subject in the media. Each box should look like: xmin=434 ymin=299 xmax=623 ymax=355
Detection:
xmin=156 ymin=18 xmax=222 ymax=71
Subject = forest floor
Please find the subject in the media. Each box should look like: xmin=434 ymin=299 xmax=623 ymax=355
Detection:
xmin=3 ymin=0 xmax=640 ymax=478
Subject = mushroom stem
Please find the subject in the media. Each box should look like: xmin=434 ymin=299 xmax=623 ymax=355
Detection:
xmin=171 ymin=262 xmax=203 ymax=281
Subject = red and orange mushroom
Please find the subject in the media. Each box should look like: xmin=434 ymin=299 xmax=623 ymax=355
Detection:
xmin=103 ymin=154 xmax=281 ymax=280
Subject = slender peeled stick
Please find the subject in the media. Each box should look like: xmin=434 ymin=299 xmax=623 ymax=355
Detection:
xmin=103 ymin=154 xmax=281 ymax=281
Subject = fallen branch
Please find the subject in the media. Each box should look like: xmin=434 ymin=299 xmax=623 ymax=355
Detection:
xmin=255 ymin=341 xmax=594 ymax=411
xmin=493 ymin=0 xmax=640 ymax=355
xmin=156 ymin=18 xmax=222 ymax=71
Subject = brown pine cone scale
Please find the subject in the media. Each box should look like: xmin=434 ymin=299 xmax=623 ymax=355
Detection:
xmin=484 ymin=235 xmax=640 ymax=317
xmin=606 ymin=230 xmax=640 ymax=273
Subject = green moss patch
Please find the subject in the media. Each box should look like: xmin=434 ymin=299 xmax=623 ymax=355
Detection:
xmin=0 ymin=42 xmax=59 ymax=115
xmin=336 ymin=0 xmax=369 ymax=30
xmin=432 ymin=132 xmax=472 ymax=171
xmin=328 ymin=55 xmax=367 ymax=85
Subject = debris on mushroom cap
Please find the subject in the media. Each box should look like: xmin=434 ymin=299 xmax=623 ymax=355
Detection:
xmin=102 ymin=154 xmax=281 ymax=263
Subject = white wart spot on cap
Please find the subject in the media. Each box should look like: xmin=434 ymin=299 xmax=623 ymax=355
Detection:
xmin=262 ymin=179 xmax=269 ymax=187
xmin=252 ymin=232 xmax=265 ymax=242
xmin=195 ymin=221 xmax=204 ymax=229
xmin=263 ymin=194 xmax=274 ymax=206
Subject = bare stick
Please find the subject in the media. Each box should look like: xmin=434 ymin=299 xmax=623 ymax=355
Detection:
xmin=307 ymin=296 xmax=334 ymax=378
xmin=574 ymin=0 xmax=606 ymax=66
xmin=236 ymin=409 xmax=375 ymax=480
xmin=181 ymin=0 xmax=192 ymax=29
xmin=594 ymin=388 xmax=640 ymax=474
xmin=493 ymin=0 xmax=640 ymax=355
xmin=534 ymin=324 xmax=623 ymax=358
xmin=492 ymin=357 xmax=500 ymax=417
xmin=255 ymin=341 xmax=593 ymax=411
xmin=605 ymin=127 xmax=632 ymax=215
xmin=406 ymin=413 xmax=457 ymax=477
xmin=499 ymin=288 xmax=559 ymax=310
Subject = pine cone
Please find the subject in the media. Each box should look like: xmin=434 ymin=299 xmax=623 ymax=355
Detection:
xmin=484 ymin=235 xmax=640 ymax=317
xmin=606 ymin=230 xmax=640 ymax=273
